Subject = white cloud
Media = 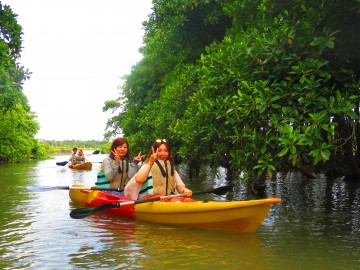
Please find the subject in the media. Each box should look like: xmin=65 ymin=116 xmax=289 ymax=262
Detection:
xmin=2 ymin=0 xmax=152 ymax=140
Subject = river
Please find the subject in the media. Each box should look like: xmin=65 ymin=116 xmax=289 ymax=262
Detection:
xmin=0 ymin=155 xmax=359 ymax=269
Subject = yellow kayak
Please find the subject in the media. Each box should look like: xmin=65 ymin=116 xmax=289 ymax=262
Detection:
xmin=69 ymin=184 xmax=281 ymax=232
xmin=68 ymin=162 xmax=92 ymax=170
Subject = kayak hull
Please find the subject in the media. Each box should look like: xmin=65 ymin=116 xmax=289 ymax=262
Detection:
xmin=69 ymin=162 xmax=92 ymax=170
xmin=69 ymin=184 xmax=281 ymax=232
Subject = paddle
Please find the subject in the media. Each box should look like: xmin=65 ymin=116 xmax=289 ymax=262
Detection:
xmin=56 ymin=161 xmax=102 ymax=166
xmin=56 ymin=161 xmax=69 ymax=166
xmin=30 ymin=186 xmax=124 ymax=192
xmin=69 ymin=185 xmax=232 ymax=219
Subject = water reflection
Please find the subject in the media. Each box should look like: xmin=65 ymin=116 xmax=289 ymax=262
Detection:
xmin=68 ymin=213 xmax=268 ymax=269
xmin=263 ymin=172 xmax=360 ymax=237
xmin=257 ymin=172 xmax=360 ymax=270
xmin=1 ymin=159 xmax=360 ymax=269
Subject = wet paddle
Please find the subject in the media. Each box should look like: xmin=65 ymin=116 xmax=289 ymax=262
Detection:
xmin=69 ymin=185 xmax=232 ymax=219
xmin=56 ymin=161 xmax=102 ymax=166
xmin=56 ymin=161 xmax=69 ymax=166
xmin=28 ymin=186 xmax=124 ymax=192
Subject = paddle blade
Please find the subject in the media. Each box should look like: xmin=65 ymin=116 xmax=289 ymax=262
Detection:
xmin=70 ymin=203 xmax=120 ymax=219
xmin=212 ymin=185 xmax=232 ymax=195
xmin=27 ymin=186 xmax=70 ymax=191
xmin=56 ymin=161 xmax=68 ymax=166
xmin=193 ymin=185 xmax=232 ymax=196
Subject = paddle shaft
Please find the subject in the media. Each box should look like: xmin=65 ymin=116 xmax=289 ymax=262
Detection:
xmin=71 ymin=186 xmax=123 ymax=192
xmin=69 ymin=185 xmax=231 ymax=219
xmin=70 ymin=194 xmax=185 ymax=219
xmin=56 ymin=161 xmax=102 ymax=167
xmin=116 ymin=193 xmax=186 ymax=207
xmin=39 ymin=186 xmax=124 ymax=192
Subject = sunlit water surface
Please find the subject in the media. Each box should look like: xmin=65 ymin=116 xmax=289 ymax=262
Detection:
xmin=0 ymin=155 xmax=359 ymax=269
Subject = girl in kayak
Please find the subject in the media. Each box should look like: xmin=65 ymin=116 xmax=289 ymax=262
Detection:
xmin=97 ymin=137 xmax=142 ymax=195
xmin=124 ymin=139 xmax=194 ymax=201
xmin=69 ymin=147 xmax=78 ymax=164
xmin=74 ymin=149 xmax=87 ymax=164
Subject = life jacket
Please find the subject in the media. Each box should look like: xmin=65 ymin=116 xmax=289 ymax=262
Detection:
xmin=96 ymin=159 xmax=129 ymax=189
xmin=116 ymin=159 xmax=130 ymax=189
xmin=77 ymin=156 xmax=86 ymax=162
xmin=96 ymin=163 xmax=109 ymax=188
xmin=140 ymin=160 xmax=175 ymax=196
xmin=139 ymin=172 xmax=154 ymax=197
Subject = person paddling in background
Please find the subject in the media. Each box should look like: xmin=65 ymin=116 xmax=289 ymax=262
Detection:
xmin=69 ymin=147 xmax=77 ymax=164
xmin=74 ymin=149 xmax=87 ymax=164
xmin=124 ymin=139 xmax=194 ymax=201
xmin=97 ymin=137 xmax=142 ymax=196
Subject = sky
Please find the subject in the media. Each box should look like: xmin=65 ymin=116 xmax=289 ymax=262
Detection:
xmin=2 ymin=0 xmax=153 ymax=141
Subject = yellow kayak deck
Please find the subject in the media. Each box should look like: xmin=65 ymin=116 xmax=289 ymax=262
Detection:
xmin=69 ymin=184 xmax=281 ymax=232
xmin=69 ymin=162 xmax=92 ymax=170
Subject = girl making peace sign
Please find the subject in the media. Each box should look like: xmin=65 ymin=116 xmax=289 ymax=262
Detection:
xmin=97 ymin=137 xmax=142 ymax=195
xmin=124 ymin=139 xmax=193 ymax=201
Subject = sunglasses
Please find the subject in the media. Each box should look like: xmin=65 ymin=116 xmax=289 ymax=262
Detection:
xmin=156 ymin=139 xmax=167 ymax=143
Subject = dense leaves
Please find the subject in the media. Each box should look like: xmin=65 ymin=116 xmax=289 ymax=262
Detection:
xmin=0 ymin=3 xmax=31 ymax=110
xmin=106 ymin=0 xmax=360 ymax=181
xmin=0 ymin=4 xmax=48 ymax=162
xmin=0 ymin=105 xmax=47 ymax=162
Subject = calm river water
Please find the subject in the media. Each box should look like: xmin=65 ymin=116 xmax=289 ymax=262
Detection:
xmin=0 ymin=155 xmax=359 ymax=269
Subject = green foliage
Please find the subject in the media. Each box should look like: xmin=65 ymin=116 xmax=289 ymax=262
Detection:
xmin=99 ymin=141 xmax=111 ymax=155
xmin=106 ymin=0 xmax=360 ymax=181
xmin=0 ymin=3 xmax=31 ymax=111
xmin=43 ymin=140 xmax=109 ymax=153
xmin=0 ymin=4 xmax=48 ymax=163
xmin=174 ymin=0 xmax=360 ymax=178
xmin=143 ymin=0 xmax=231 ymax=63
xmin=31 ymin=141 xmax=51 ymax=160
xmin=0 ymin=105 xmax=47 ymax=162
xmin=104 ymin=0 xmax=231 ymax=147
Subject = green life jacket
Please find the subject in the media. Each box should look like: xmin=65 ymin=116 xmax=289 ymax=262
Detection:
xmin=139 ymin=172 xmax=154 ymax=197
xmin=95 ymin=164 xmax=109 ymax=188
xmin=95 ymin=160 xmax=130 ymax=189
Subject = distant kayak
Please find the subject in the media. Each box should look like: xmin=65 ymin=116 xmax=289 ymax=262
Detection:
xmin=68 ymin=162 xmax=92 ymax=170
xmin=69 ymin=184 xmax=281 ymax=232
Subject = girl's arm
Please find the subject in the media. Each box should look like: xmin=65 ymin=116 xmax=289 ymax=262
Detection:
xmin=124 ymin=176 xmax=142 ymax=200
xmin=134 ymin=162 xmax=152 ymax=184
xmin=135 ymin=148 xmax=158 ymax=183
xmin=174 ymin=170 xmax=192 ymax=196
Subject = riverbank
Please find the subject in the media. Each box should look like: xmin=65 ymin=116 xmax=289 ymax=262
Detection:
xmin=49 ymin=148 xmax=100 ymax=156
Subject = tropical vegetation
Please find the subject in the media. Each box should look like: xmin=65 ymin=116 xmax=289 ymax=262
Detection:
xmin=104 ymin=0 xmax=360 ymax=182
xmin=0 ymin=3 xmax=49 ymax=162
xmin=40 ymin=140 xmax=108 ymax=155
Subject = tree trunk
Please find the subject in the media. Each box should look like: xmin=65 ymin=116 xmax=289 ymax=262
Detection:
xmin=332 ymin=115 xmax=360 ymax=182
